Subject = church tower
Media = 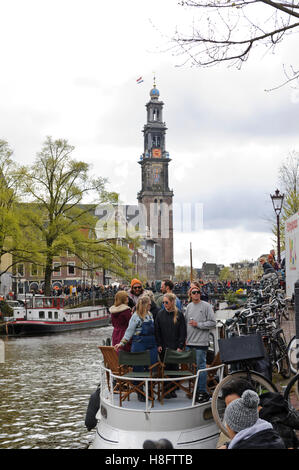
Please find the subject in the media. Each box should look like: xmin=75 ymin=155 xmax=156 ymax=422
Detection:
xmin=137 ymin=80 xmax=174 ymax=279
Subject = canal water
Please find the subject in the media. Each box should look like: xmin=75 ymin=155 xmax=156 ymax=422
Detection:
xmin=0 ymin=326 xmax=113 ymax=449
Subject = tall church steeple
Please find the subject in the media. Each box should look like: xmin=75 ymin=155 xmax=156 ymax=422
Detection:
xmin=137 ymin=81 xmax=174 ymax=279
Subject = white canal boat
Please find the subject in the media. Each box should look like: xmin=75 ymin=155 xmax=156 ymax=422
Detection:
xmin=4 ymin=296 xmax=110 ymax=336
xmin=89 ymin=359 xmax=224 ymax=450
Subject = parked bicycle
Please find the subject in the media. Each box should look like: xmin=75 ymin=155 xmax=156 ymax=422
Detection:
xmin=255 ymin=317 xmax=291 ymax=379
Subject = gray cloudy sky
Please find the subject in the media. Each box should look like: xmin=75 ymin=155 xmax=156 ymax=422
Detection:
xmin=1 ymin=0 xmax=298 ymax=267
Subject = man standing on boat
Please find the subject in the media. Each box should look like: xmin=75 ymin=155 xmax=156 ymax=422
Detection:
xmin=185 ymin=287 xmax=216 ymax=403
xmin=155 ymin=279 xmax=182 ymax=311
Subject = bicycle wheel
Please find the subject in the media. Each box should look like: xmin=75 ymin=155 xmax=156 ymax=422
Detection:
xmin=272 ymin=333 xmax=291 ymax=379
xmin=288 ymin=336 xmax=299 ymax=375
xmin=211 ymin=370 xmax=278 ymax=437
xmin=283 ymin=373 xmax=299 ymax=410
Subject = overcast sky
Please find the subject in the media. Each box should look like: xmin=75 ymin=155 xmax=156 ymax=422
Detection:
xmin=1 ymin=0 xmax=297 ymax=268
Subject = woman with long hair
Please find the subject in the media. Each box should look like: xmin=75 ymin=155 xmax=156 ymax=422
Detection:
xmin=154 ymin=293 xmax=186 ymax=398
xmin=109 ymin=290 xmax=132 ymax=352
xmin=114 ymin=295 xmax=158 ymax=400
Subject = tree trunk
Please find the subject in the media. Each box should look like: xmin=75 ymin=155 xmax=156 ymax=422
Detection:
xmin=44 ymin=254 xmax=53 ymax=296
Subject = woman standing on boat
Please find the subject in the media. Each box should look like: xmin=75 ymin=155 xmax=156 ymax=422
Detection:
xmin=155 ymin=293 xmax=186 ymax=360
xmin=155 ymin=293 xmax=186 ymax=398
xmin=114 ymin=295 xmax=158 ymax=365
xmin=109 ymin=290 xmax=132 ymax=353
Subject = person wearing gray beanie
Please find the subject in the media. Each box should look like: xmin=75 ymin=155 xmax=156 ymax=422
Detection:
xmin=224 ymin=389 xmax=259 ymax=433
xmin=222 ymin=389 xmax=285 ymax=449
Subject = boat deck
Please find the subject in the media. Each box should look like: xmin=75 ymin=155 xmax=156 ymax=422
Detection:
xmin=100 ymin=362 xmax=224 ymax=413
xmin=109 ymin=387 xmax=210 ymax=411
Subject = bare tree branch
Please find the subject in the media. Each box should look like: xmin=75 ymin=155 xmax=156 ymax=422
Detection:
xmin=172 ymin=0 xmax=299 ymax=80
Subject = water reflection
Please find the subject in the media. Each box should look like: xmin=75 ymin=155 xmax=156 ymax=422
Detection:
xmin=0 ymin=327 xmax=113 ymax=449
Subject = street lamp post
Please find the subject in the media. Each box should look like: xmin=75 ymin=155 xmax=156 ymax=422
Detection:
xmin=270 ymin=189 xmax=285 ymax=265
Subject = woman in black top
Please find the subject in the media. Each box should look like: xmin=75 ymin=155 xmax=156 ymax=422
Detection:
xmin=155 ymin=293 xmax=186 ymax=398
xmin=155 ymin=292 xmax=186 ymax=356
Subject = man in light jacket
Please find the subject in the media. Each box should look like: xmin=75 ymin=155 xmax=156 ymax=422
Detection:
xmin=185 ymin=287 xmax=216 ymax=403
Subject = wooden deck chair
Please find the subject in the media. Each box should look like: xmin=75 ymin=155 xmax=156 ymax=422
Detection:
xmin=160 ymin=348 xmax=197 ymax=404
xmin=118 ymin=350 xmax=160 ymax=407
xmin=98 ymin=346 xmax=122 ymax=392
xmin=206 ymin=351 xmax=222 ymax=394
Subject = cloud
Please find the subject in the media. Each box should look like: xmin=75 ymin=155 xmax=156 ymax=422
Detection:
xmin=0 ymin=0 xmax=296 ymax=269
xmin=174 ymin=228 xmax=274 ymax=267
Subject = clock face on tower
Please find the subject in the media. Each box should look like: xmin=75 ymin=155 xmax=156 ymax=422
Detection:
xmin=152 ymin=148 xmax=161 ymax=158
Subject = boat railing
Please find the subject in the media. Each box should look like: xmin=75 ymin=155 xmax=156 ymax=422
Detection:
xmin=99 ymin=361 xmax=225 ymax=412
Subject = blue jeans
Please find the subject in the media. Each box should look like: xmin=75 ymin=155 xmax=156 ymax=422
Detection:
xmin=186 ymin=346 xmax=207 ymax=394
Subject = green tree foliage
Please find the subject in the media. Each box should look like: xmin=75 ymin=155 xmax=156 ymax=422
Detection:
xmin=17 ymin=137 xmax=133 ymax=295
xmin=219 ymin=266 xmax=234 ymax=281
xmin=0 ymin=140 xmax=35 ymax=286
xmin=175 ymin=265 xmax=197 ymax=281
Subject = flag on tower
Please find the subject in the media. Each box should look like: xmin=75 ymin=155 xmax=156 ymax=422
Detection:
xmin=136 ymin=76 xmax=144 ymax=84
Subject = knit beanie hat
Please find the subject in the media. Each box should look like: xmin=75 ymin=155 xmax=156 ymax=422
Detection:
xmin=131 ymin=278 xmax=142 ymax=288
xmin=224 ymin=390 xmax=259 ymax=433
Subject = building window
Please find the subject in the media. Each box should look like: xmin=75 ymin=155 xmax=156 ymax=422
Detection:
xmin=31 ymin=264 xmax=38 ymax=276
xmin=53 ymin=263 xmax=61 ymax=276
xmin=17 ymin=264 xmax=24 ymax=276
xmin=67 ymin=263 xmax=75 ymax=275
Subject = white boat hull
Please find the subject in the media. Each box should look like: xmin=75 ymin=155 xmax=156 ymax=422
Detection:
xmin=90 ymin=398 xmax=219 ymax=449
xmin=88 ymin=363 xmax=221 ymax=449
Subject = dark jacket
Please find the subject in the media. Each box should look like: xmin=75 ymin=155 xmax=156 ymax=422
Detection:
xmin=154 ymin=308 xmax=186 ymax=352
xmin=228 ymin=418 xmax=285 ymax=449
xmin=259 ymin=392 xmax=299 ymax=448
xmin=262 ymin=262 xmax=276 ymax=274
xmin=150 ymin=301 xmax=160 ymax=321
xmin=232 ymin=428 xmax=285 ymax=449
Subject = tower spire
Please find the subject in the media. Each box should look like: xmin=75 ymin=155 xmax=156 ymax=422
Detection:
xmin=137 ymin=85 xmax=174 ymax=279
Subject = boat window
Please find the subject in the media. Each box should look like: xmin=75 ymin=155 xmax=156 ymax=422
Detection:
xmin=39 ymin=311 xmax=45 ymax=319
xmin=79 ymin=313 xmax=82 ymax=319
xmin=48 ymin=312 xmax=52 ymax=319
xmin=54 ymin=312 xmax=58 ymax=319
xmin=88 ymin=312 xmax=91 ymax=318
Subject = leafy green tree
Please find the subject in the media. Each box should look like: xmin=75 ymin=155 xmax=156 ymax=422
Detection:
xmin=17 ymin=137 xmax=133 ymax=295
xmin=219 ymin=266 xmax=234 ymax=281
xmin=0 ymin=140 xmax=36 ymax=292
xmin=175 ymin=265 xmax=197 ymax=281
